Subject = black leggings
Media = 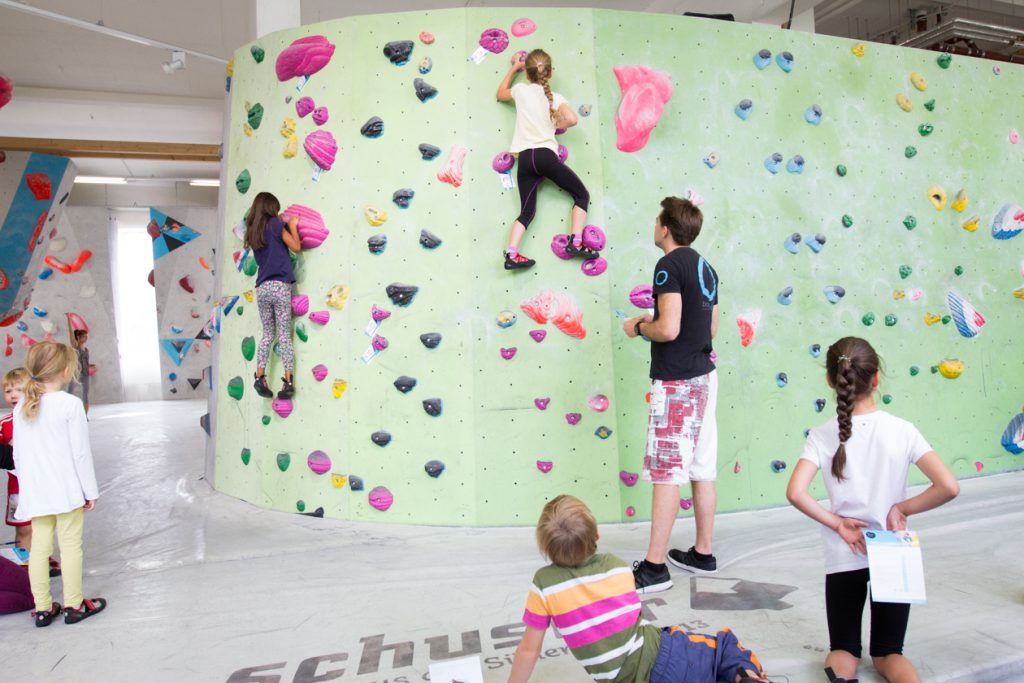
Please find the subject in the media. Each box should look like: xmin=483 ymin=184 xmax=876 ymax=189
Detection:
xmin=825 ymin=568 xmax=911 ymax=659
xmin=516 ymin=147 xmax=589 ymax=228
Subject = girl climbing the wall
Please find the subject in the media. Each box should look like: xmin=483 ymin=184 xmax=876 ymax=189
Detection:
xmin=786 ymin=337 xmax=959 ymax=683
xmin=497 ymin=49 xmax=594 ymax=270
xmin=244 ymin=191 xmax=301 ymax=400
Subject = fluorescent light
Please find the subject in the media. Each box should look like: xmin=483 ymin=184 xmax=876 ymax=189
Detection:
xmin=74 ymin=176 xmax=127 ymax=185
xmin=189 ymin=179 xmax=220 ymax=187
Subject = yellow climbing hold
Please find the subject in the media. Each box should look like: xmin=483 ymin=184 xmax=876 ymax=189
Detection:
xmin=1014 ymin=285 xmax=1024 ymax=300
xmin=332 ymin=379 xmax=348 ymax=399
xmin=331 ymin=473 xmax=348 ymax=489
xmin=326 ymin=284 xmax=349 ymax=309
xmin=851 ymin=42 xmax=865 ymax=57
xmin=924 ymin=312 xmax=942 ymax=325
xmin=928 ymin=185 xmax=947 ymax=210
xmin=280 ymin=117 xmax=296 ymax=137
xmin=951 ymin=189 xmax=968 ymax=213
xmin=364 ymin=206 xmax=388 ymax=226
xmin=910 ymin=72 xmax=927 ymax=91
xmin=283 ymin=134 xmax=298 ymax=159
xmin=226 ymin=56 xmax=234 ymax=77
xmin=938 ymin=358 xmax=964 ymax=379
xmin=243 ymin=290 xmax=254 ymax=302
xmin=962 ymin=215 xmax=979 ymax=232
xmin=893 ymin=290 xmax=906 ymax=301
xmin=243 ymin=123 xmax=253 ymax=137
xmin=896 ymin=93 xmax=913 ymax=112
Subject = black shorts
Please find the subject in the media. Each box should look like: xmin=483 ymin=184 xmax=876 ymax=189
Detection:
xmin=825 ymin=568 xmax=910 ymax=658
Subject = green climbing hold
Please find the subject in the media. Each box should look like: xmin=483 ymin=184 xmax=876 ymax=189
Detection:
xmin=884 ymin=314 xmax=898 ymax=327
xmin=910 ymin=366 xmax=919 ymax=376
xmin=842 ymin=214 xmax=854 ymax=228
xmin=941 ymin=315 xmax=951 ymax=325
xmin=836 ymin=164 xmax=847 ymax=177
xmin=235 ymin=169 xmax=251 ymax=194
xmin=296 ymin=500 xmax=306 ymax=512
xmin=918 ymin=123 xmax=934 ymax=136
xmin=899 ymin=265 xmax=912 ymax=279
xmin=262 ymin=415 xmax=271 ymax=425
xmin=882 ymin=394 xmax=893 ymax=404
xmin=236 ymin=306 xmax=244 ymax=316
xmin=930 ymin=365 xmax=939 ymax=374
xmin=903 ymin=215 xmax=917 ymax=230
xmin=905 ymin=146 xmax=917 ymax=158
xmin=241 ymin=336 xmax=255 ymax=361
xmin=295 ymin=321 xmax=308 ymax=343
xmin=954 ymin=265 xmax=964 ymax=276
xmin=242 ymin=255 xmax=258 ymax=277
xmin=937 ymin=53 xmax=952 ymax=69
xmin=247 ymin=103 xmax=264 ymax=130
xmin=277 ymin=452 xmax=291 ymax=472
xmin=862 ymin=312 xmax=876 ymax=326
xmin=241 ymin=448 xmax=251 ymax=465
xmin=924 ymin=99 xmax=935 ymax=112
xmin=289 ymin=250 xmax=299 ymax=268
xmin=250 ymin=45 xmax=265 ymax=63
xmin=227 ymin=376 xmax=244 ymax=400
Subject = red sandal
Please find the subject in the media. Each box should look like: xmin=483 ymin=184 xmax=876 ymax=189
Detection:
xmin=64 ymin=597 xmax=107 ymax=624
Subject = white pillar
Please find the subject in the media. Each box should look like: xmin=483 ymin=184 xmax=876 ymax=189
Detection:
xmin=253 ymin=0 xmax=301 ymax=39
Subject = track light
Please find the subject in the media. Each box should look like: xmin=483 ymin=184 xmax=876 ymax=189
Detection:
xmin=162 ymin=50 xmax=186 ymax=74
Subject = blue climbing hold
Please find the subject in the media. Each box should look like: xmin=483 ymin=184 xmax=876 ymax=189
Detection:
xmin=805 ymin=104 xmax=822 ymax=125
xmin=777 ymin=286 xmax=794 ymax=305
xmin=735 ymin=99 xmax=753 ymax=120
xmin=806 ymin=233 xmax=827 ymax=253
xmin=776 ymin=51 xmax=794 ymax=72
xmin=776 ymin=372 xmax=788 ymax=388
xmin=786 ymin=155 xmax=805 ymax=173
xmin=764 ymin=153 xmax=783 ymax=174
xmin=753 ymin=49 xmax=772 ymax=70
xmin=784 ymin=233 xmax=802 ymax=254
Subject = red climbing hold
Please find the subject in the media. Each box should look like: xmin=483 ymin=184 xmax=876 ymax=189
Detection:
xmin=147 ymin=270 xmax=155 ymax=287
xmin=179 ymin=276 xmax=194 ymax=293
xmin=25 ymin=173 xmax=52 ymax=201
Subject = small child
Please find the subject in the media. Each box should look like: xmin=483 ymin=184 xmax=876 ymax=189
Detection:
xmin=244 ymin=191 xmax=301 ymax=400
xmin=14 ymin=341 xmax=106 ymax=627
xmin=786 ymin=337 xmax=959 ymax=683
xmin=509 ymin=495 xmax=770 ymax=683
xmin=68 ymin=327 xmax=90 ymax=414
xmin=496 ymin=49 xmax=594 ymax=270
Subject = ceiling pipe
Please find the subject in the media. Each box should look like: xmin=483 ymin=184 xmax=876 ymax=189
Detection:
xmin=902 ymin=17 xmax=1024 ymax=50
xmin=0 ymin=0 xmax=228 ymax=64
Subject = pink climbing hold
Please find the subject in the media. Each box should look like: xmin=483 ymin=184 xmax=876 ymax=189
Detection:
xmin=492 ymin=152 xmax=514 ymax=173
xmin=625 ymin=506 xmax=636 ymax=518
xmin=311 ymin=106 xmax=329 ymax=126
xmin=303 ymin=130 xmax=337 ymax=172
xmin=275 ymin=35 xmax=336 ymax=81
xmin=534 ymin=397 xmax=550 ymax=410
xmin=272 ymin=398 xmax=293 ymax=418
xmin=521 ymin=289 xmax=556 ymax=324
xmin=372 ymin=335 xmax=388 ymax=351
xmin=619 ymin=470 xmax=638 ymax=486
xmin=536 ymin=460 xmax=553 ymax=474
xmin=975 ymin=461 xmax=984 ymax=472
xmin=419 ymin=32 xmax=434 ymax=44
xmin=291 ymin=294 xmax=309 ymax=316
xmin=565 ymin=412 xmax=581 ymax=425
xmin=734 ymin=461 xmax=741 ymax=474
xmin=581 ymin=257 xmax=607 ymax=277
xmin=295 ymin=96 xmax=315 ymax=118
xmin=550 ymin=234 xmax=573 ymax=260
xmin=630 ymin=284 xmax=655 ymax=309
xmin=66 ymin=312 xmax=89 ymax=333
xmin=307 ymin=450 xmax=331 ymax=475
xmin=551 ymin=292 xmax=586 ymax=339
xmin=529 ymin=329 xmax=547 ymax=343
xmin=281 ymin=204 xmax=329 ymax=249
xmin=312 ymin=364 xmax=328 ymax=382
xmin=371 ymin=304 xmax=391 ymax=321
xmin=368 ymin=486 xmax=394 ymax=511
xmin=1011 ymin=129 xmax=1020 ymax=145
xmin=436 ymin=145 xmax=467 ymax=188
xmin=581 ymin=225 xmax=605 ymax=251
xmin=308 ymin=310 xmax=330 ymax=325
xmin=557 ymin=144 xmax=568 ymax=163
xmin=613 ymin=65 xmax=673 ymax=153
xmin=510 ymin=18 xmax=536 ymax=37
xmin=479 ymin=28 xmax=509 ymax=54
xmin=500 ymin=347 xmax=517 ymax=359
xmin=680 ymin=498 xmax=693 ymax=510
xmin=588 ymin=394 xmax=609 ymax=412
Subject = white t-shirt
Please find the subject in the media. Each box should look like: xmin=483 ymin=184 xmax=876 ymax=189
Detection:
xmin=12 ymin=391 xmax=99 ymax=520
xmin=799 ymin=410 xmax=932 ymax=574
xmin=509 ymin=82 xmax=567 ymax=154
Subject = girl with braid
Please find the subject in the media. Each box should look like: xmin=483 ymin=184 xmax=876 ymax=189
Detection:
xmin=496 ymin=49 xmax=594 ymax=270
xmin=786 ymin=337 xmax=959 ymax=683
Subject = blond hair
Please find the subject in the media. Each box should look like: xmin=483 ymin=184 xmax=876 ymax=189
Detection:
xmin=524 ymin=49 xmax=558 ymax=124
xmin=536 ymin=495 xmax=598 ymax=567
xmin=20 ymin=341 xmax=79 ymax=421
xmin=3 ymin=367 xmax=30 ymax=388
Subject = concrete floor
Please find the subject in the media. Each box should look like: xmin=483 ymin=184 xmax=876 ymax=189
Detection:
xmin=1 ymin=400 xmax=1022 ymax=683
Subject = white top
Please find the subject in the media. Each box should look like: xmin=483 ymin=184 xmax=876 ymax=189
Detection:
xmin=509 ymin=82 xmax=567 ymax=154
xmin=799 ymin=410 xmax=932 ymax=574
xmin=12 ymin=391 xmax=99 ymax=520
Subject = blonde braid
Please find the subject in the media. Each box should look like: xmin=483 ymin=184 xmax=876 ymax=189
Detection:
xmin=525 ymin=49 xmax=558 ymax=124
xmin=536 ymin=70 xmax=557 ymax=123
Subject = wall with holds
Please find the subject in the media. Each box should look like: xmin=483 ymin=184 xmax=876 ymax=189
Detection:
xmin=150 ymin=207 xmax=217 ymax=400
xmin=212 ymin=8 xmax=1024 ymax=526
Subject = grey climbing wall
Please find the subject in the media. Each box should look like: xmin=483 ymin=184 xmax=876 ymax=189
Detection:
xmin=212 ymin=8 xmax=1024 ymax=525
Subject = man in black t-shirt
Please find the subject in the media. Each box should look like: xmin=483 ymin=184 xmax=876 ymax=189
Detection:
xmin=624 ymin=197 xmax=720 ymax=594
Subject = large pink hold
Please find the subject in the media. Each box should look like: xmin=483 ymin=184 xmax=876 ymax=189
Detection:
xmin=275 ymin=35 xmax=336 ymax=81
xmin=272 ymin=398 xmax=293 ymax=418
xmin=581 ymin=257 xmax=607 ymax=277
xmin=368 ymin=486 xmax=394 ymax=511
xmin=291 ymin=293 xmax=309 ymax=316
xmin=630 ymin=284 xmax=654 ymax=309
xmin=312 ymin=364 xmax=328 ymax=381
xmin=281 ymin=204 xmax=329 ymax=249
xmin=307 ymin=450 xmax=331 ymax=475
xmin=614 ymin=65 xmax=673 ymax=153
xmin=309 ymin=310 xmax=330 ymax=325
xmin=304 ymin=130 xmax=337 ymax=171
xmin=492 ymin=152 xmax=514 ymax=173
xmin=479 ymin=28 xmax=509 ymax=54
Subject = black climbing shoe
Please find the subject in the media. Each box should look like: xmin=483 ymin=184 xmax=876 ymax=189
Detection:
xmin=504 ymin=251 xmax=536 ymax=270
xmin=277 ymin=377 xmax=295 ymax=400
xmin=564 ymin=237 xmax=600 ymax=260
xmin=64 ymin=597 xmax=106 ymax=625
xmin=34 ymin=602 xmax=61 ymax=628
xmin=253 ymin=374 xmax=273 ymax=398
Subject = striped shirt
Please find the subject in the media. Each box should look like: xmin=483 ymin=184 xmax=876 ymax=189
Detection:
xmin=522 ymin=553 xmax=662 ymax=682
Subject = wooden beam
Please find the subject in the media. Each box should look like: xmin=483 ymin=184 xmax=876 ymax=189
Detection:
xmin=0 ymin=137 xmax=220 ymax=162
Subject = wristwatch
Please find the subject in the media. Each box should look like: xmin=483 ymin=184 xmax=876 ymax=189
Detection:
xmin=634 ymin=321 xmax=643 ymax=337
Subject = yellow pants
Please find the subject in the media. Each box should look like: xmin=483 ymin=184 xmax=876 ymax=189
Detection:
xmin=29 ymin=507 xmax=84 ymax=612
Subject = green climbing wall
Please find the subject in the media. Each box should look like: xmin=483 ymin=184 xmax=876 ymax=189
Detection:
xmin=214 ymin=8 xmax=1024 ymax=525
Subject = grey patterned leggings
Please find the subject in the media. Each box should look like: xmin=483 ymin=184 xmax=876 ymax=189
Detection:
xmin=256 ymin=280 xmax=295 ymax=373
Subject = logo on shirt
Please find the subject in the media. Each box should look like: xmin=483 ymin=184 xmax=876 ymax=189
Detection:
xmin=655 ymin=270 xmax=669 ymax=286
xmin=697 ymin=257 xmax=717 ymax=302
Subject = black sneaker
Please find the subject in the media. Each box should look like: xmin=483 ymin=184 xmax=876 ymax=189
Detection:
xmin=253 ymin=374 xmax=274 ymax=398
xmin=668 ymin=546 xmax=718 ymax=574
xmin=632 ymin=560 xmax=673 ymax=594
xmin=563 ymin=237 xmax=600 ymax=260
xmin=277 ymin=377 xmax=295 ymax=400
xmin=33 ymin=602 xmax=61 ymax=628
xmin=504 ymin=251 xmax=536 ymax=270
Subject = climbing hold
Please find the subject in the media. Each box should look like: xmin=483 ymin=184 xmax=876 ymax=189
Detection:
xmin=418 ymin=143 xmax=441 ymax=160
xmin=307 ymin=450 xmax=331 ymax=476
xmin=896 ymin=94 xmax=913 ymax=112
xmin=994 ymin=65 xmax=1002 ymax=75
xmin=497 ymin=310 xmax=517 ymax=328
xmin=419 ymin=31 xmax=434 ymax=44
xmin=413 ymin=78 xmax=438 ymax=102
xmin=680 ymin=498 xmax=693 ymax=511
xmin=764 ymin=152 xmax=783 ymax=174
xmin=578 ymin=103 xmax=592 ymax=117
xmin=910 ymin=366 xmax=920 ymax=376
xmin=1001 ymin=412 xmax=1024 ymax=454
xmin=899 ymin=265 xmax=912 ymax=280
xmin=500 ymin=347 xmax=517 ymax=360
xmin=699 ymin=151 xmax=720 ymax=169
xmin=836 ymin=164 xmax=847 ymax=177
xmin=272 ymin=398 xmax=293 ymax=418
xmin=620 ymin=471 xmax=639 ymax=487
xmin=529 ymin=330 xmax=546 ymax=343
xmin=613 ymin=65 xmax=673 ymax=152
xmin=924 ymin=312 xmax=942 ymax=325
xmin=566 ymin=413 xmax=582 ymax=425
xmin=924 ymin=99 xmax=935 ymax=111
xmin=371 ymin=431 xmax=392 ymax=447
xmin=304 ymin=130 xmax=338 ymax=173
xmin=510 ymin=16 xmax=537 ymax=36
xmin=736 ymin=310 xmax=761 ymax=347
xmin=581 ymin=257 xmax=607 ymax=277
xmin=950 ymin=189 xmax=968 ymax=213
xmin=276 ymin=452 xmax=291 ymax=472
xmin=422 ymin=398 xmax=443 ymax=417
xmin=937 ymin=53 xmax=952 ymax=68
xmin=492 ymin=152 xmax=514 ymax=173
xmin=784 ymin=233 xmax=802 ymax=254
xmin=246 ymin=102 xmax=264 ymax=130
xmin=905 ymin=146 xmax=917 ymax=158
xmin=479 ymin=28 xmax=509 ymax=54
xmin=809 ymin=344 xmax=821 ymax=358
xmin=393 ymin=376 xmax=417 ymax=394
xmin=550 ymin=234 xmax=573 ymax=260
xmin=814 ymin=398 xmax=826 ymax=413
xmin=392 ymin=188 xmax=415 ymax=209
xmin=806 ymin=233 xmax=827 ymax=253
xmin=947 ymin=289 xmax=986 ymax=338
xmin=292 ymin=294 xmax=310 ymax=316
xmin=331 ymin=379 xmax=348 ymax=399
xmin=295 ymin=500 xmax=306 ymax=513
xmin=910 ymin=72 xmax=927 ymax=91
xmin=928 ymin=185 xmax=947 ymax=210
xmin=776 ymin=373 xmax=788 ymax=388
xmin=824 ymin=286 xmax=846 ymax=304
xmin=308 ymin=310 xmax=330 ymax=326
xmin=420 ymin=332 xmax=442 ymax=348
xmin=368 ymin=486 xmax=394 ymax=512
xmin=241 ymin=336 xmax=255 ymax=361
xmin=557 ymin=144 xmax=568 ymax=163
xmin=903 ymin=215 xmax=917 ymax=230
xmin=735 ymin=99 xmax=753 ymax=120
xmin=786 ymin=155 xmax=805 ymax=173
xmin=386 ymin=282 xmax=419 ymax=306
xmin=776 ymin=51 xmax=794 ymax=72
xmin=417 ymin=56 xmax=432 ymax=73
xmin=1011 ymin=129 xmax=1020 ymax=144
xmin=589 ymin=395 xmax=609 ymax=413
xmin=371 ymin=335 xmax=388 ymax=351
xmin=918 ymin=123 xmax=934 ymax=136
xmin=630 ymin=284 xmax=654 ymax=309
xmin=235 ymin=169 xmax=251 ymax=194
xmin=991 ymin=204 xmax=1024 ymax=240
xmin=250 ymin=45 xmax=265 ymax=63
xmin=534 ymin=398 xmax=550 ymax=410
xmin=594 ymin=426 xmax=613 ymax=440
xmin=240 ymin=448 xmax=251 ymax=466
xmin=851 ymin=42 xmax=865 ymax=57
xmin=364 ymin=206 xmax=388 ymax=226
xmin=862 ymin=312 xmax=876 ymax=326
xmin=367 ymin=234 xmax=388 ymax=255
xmin=312 ymin=364 xmax=328 ymax=382
xmin=371 ymin=304 xmax=391 ymax=322
xmin=296 ymin=96 xmax=314 ymax=117
xmin=383 ymin=40 xmax=414 ymax=66
xmin=227 ymin=376 xmax=244 ymax=400
xmin=360 ymin=116 xmax=384 ymax=138
xmin=884 ymin=314 xmax=898 ymax=327
xmin=938 ymin=358 xmax=964 ymax=379
xmin=260 ymin=415 xmax=271 ymax=426
xmin=536 ymin=461 xmax=553 ymax=474
xmin=283 ymin=134 xmax=298 ymax=158
xmin=954 ymin=265 xmax=964 ymax=276
xmin=962 ymin=215 xmax=979 ymax=232
xmin=770 ymin=460 xmax=787 ymax=473
xmin=436 ymin=145 xmax=467 ymax=187
xmin=805 ymin=104 xmax=822 ymax=125
xmin=777 ymin=286 xmax=794 ymax=306
xmin=753 ymin=49 xmax=772 ymax=69
xmin=582 ymin=225 xmax=605 ymax=251
xmin=275 ymin=35 xmax=335 ymax=82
